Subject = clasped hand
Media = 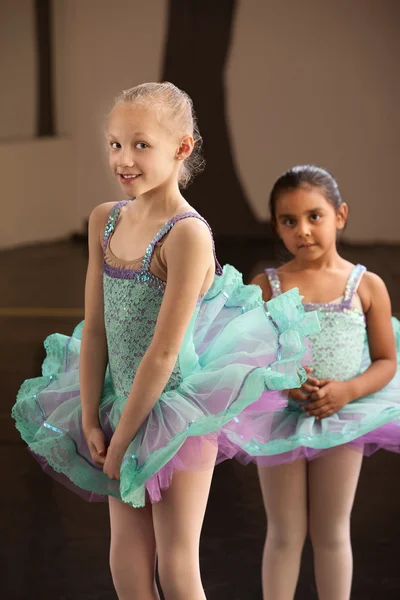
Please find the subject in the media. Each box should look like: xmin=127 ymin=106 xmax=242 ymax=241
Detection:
xmin=83 ymin=425 xmax=125 ymax=480
xmin=289 ymin=368 xmax=352 ymax=419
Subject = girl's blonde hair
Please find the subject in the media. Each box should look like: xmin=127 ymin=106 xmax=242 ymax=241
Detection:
xmin=115 ymin=82 xmax=204 ymax=188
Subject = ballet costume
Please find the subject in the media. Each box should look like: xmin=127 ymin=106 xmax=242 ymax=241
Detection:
xmin=12 ymin=202 xmax=319 ymax=507
xmin=221 ymin=264 xmax=400 ymax=464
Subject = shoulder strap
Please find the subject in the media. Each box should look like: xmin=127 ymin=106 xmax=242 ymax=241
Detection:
xmin=103 ymin=201 xmax=129 ymax=254
xmin=141 ymin=212 xmax=222 ymax=275
xmin=343 ymin=264 xmax=367 ymax=307
xmin=265 ymin=268 xmax=282 ymax=298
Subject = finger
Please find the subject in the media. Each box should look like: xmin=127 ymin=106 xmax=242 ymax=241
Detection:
xmin=304 ymin=367 xmax=313 ymax=374
xmin=89 ymin=444 xmax=106 ymax=466
xmin=303 ymin=398 xmax=328 ymax=413
xmin=301 ymin=382 xmax=319 ymax=393
xmin=310 ymin=388 xmax=328 ymax=401
xmin=306 ymin=376 xmax=320 ymax=387
xmin=92 ymin=455 xmax=105 ymax=466
xmin=290 ymin=391 xmax=309 ymax=402
xmin=92 ymin=434 xmax=106 ymax=456
xmin=105 ymin=469 xmax=120 ymax=481
xmin=317 ymin=379 xmax=332 ymax=387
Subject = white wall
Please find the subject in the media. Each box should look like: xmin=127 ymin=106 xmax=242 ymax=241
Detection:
xmin=54 ymin=0 xmax=169 ymax=228
xmin=0 ymin=139 xmax=75 ymax=247
xmin=0 ymin=0 xmax=36 ymax=140
xmin=0 ymin=0 xmax=399 ymax=248
xmin=227 ymin=0 xmax=400 ymax=242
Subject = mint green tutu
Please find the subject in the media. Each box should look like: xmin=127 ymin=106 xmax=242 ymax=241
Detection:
xmin=12 ymin=204 xmax=320 ymax=507
xmin=221 ymin=265 xmax=400 ymax=465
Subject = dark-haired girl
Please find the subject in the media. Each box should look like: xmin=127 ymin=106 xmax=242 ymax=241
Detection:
xmin=222 ymin=165 xmax=400 ymax=600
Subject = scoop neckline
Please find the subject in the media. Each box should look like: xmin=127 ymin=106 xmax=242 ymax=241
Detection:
xmin=107 ymin=201 xmax=198 ymax=264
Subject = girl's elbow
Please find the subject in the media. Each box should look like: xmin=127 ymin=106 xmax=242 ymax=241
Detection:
xmin=388 ymin=357 xmax=398 ymax=380
xmin=149 ymin=344 xmax=180 ymax=367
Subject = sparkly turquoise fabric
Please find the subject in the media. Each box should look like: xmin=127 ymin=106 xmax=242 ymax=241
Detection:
xmin=104 ymin=274 xmax=181 ymax=398
xmin=268 ymin=265 xmax=367 ymax=380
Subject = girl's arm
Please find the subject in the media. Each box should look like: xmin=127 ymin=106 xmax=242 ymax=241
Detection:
xmin=347 ymin=272 xmax=397 ymax=399
xmin=80 ymin=203 xmax=114 ymax=433
xmin=108 ymin=218 xmax=214 ymax=457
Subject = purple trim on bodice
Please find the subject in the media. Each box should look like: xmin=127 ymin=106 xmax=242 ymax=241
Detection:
xmin=103 ymin=202 xmax=223 ymax=278
xmin=266 ymin=265 xmax=366 ymax=313
xmin=103 ymin=263 xmax=167 ymax=291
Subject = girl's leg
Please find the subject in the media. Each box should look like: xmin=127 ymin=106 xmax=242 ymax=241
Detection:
xmin=152 ymin=439 xmax=217 ymax=600
xmin=258 ymin=459 xmax=308 ymax=600
xmin=109 ymin=496 xmax=160 ymax=600
xmin=308 ymin=446 xmax=363 ymax=600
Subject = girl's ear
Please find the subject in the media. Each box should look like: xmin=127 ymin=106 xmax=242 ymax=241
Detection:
xmin=336 ymin=202 xmax=348 ymax=231
xmin=176 ymin=135 xmax=194 ymax=161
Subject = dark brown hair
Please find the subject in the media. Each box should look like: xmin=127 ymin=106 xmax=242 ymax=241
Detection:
xmin=269 ymin=165 xmax=343 ymax=225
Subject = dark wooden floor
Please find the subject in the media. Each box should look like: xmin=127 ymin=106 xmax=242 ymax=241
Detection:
xmin=1 ymin=239 xmax=400 ymax=599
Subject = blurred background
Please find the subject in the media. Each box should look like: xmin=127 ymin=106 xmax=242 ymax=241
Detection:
xmin=1 ymin=1 xmax=399 ymax=599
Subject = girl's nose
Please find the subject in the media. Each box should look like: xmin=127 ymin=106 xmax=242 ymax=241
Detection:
xmin=119 ymin=149 xmax=134 ymax=168
xmin=297 ymin=220 xmax=311 ymax=237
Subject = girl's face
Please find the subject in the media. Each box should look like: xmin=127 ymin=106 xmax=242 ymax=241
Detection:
xmin=107 ymin=103 xmax=190 ymax=198
xmin=274 ymin=185 xmax=348 ymax=259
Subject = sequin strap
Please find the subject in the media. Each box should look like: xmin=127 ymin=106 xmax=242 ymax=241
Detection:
xmin=141 ymin=212 xmax=223 ymax=275
xmin=103 ymin=201 xmax=129 ymax=254
xmin=265 ymin=268 xmax=282 ymax=298
xmin=343 ymin=264 xmax=367 ymax=308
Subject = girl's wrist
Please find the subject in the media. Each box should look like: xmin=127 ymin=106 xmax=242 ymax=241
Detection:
xmin=82 ymin=411 xmax=100 ymax=430
xmin=109 ymin=433 xmax=129 ymax=458
xmin=344 ymin=379 xmax=358 ymax=404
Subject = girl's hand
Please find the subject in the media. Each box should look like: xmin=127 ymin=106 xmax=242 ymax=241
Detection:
xmin=289 ymin=367 xmax=320 ymax=402
xmin=84 ymin=426 xmax=107 ymax=466
xmin=303 ymin=380 xmax=353 ymax=419
xmin=102 ymin=440 xmax=126 ymax=480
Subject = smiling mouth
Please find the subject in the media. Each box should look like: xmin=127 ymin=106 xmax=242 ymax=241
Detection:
xmin=118 ymin=173 xmax=141 ymax=181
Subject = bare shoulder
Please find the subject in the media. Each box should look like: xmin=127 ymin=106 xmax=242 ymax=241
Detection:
xmin=89 ymin=201 xmax=119 ymax=227
xmin=250 ymin=272 xmax=272 ymax=302
xmin=88 ymin=201 xmax=119 ymax=244
xmin=166 ymin=215 xmax=213 ymax=251
xmin=358 ymin=270 xmax=390 ymax=312
xmin=359 ymin=270 xmax=388 ymax=294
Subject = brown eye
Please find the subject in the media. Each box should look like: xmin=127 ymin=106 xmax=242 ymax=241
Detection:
xmin=110 ymin=142 xmax=121 ymax=149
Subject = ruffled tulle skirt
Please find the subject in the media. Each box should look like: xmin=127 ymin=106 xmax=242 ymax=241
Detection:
xmin=12 ymin=265 xmax=319 ymax=507
xmin=221 ymin=317 xmax=400 ymax=466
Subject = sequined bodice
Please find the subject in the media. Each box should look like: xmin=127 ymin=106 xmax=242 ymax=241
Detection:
xmin=267 ymin=265 xmax=367 ymax=381
xmin=103 ymin=202 xmax=221 ymax=398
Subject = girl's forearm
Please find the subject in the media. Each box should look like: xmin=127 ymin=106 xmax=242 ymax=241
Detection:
xmin=80 ymin=326 xmax=108 ymax=428
xmin=347 ymin=358 xmax=397 ymax=402
xmin=111 ymin=347 xmax=178 ymax=449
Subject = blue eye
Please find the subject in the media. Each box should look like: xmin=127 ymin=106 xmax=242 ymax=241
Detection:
xmin=110 ymin=141 xmax=121 ymax=149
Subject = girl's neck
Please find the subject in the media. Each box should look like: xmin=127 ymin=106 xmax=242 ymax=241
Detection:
xmin=131 ymin=182 xmax=189 ymax=221
xmin=288 ymin=246 xmax=346 ymax=273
